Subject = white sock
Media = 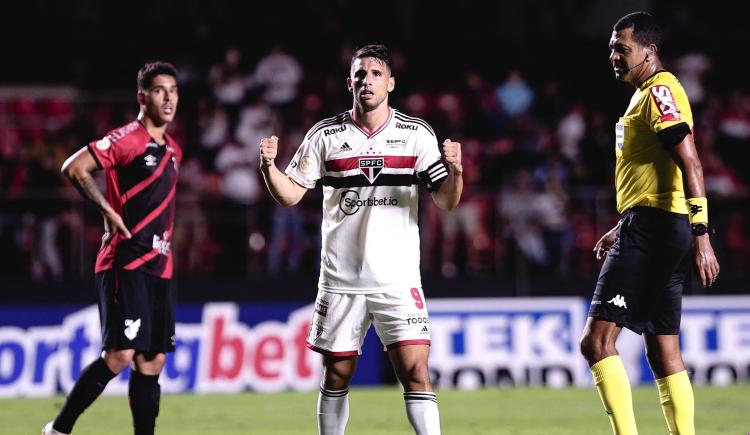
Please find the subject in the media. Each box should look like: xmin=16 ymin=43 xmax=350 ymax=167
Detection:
xmin=404 ymin=391 xmax=441 ymax=435
xmin=317 ymin=385 xmax=349 ymax=435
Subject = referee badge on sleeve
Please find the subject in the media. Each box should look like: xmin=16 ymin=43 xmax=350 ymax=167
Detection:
xmin=615 ymin=123 xmax=625 ymax=149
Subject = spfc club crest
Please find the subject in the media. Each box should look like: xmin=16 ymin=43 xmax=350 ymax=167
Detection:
xmin=359 ymin=157 xmax=384 ymax=184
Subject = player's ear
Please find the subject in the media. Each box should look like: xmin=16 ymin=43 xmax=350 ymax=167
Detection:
xmin=388 ymin=76 xmax=395 ymax=93
xmin=136 ymin=90 xmax=146 ymax=105
xmin=346 ymin=77 xmax=353 ymax=93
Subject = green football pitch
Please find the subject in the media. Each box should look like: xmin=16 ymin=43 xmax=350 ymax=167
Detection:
xmin=4 ymin=386 xmax=748 ymax=434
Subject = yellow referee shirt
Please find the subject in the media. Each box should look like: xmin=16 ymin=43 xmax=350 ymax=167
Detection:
xmin=614 ymin=71 xmax=693 ymax=214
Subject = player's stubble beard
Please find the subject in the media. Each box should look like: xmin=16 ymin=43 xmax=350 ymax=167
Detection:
xmin=357 ymin=91 xmax=387 ymax=113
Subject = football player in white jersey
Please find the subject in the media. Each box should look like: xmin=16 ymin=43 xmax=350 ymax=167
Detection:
xmin=260 ymin=44 xmax=462 ymax=435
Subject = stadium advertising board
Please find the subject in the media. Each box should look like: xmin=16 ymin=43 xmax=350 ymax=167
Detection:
xmin=1 ymin=297 xmax=749 ymax=397
xmin=427 ymin=298 xmax=589 ymax=389
xmin=0 ymin=303 xmax=330 ymax=398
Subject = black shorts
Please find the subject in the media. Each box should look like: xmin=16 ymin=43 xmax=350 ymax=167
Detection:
xmin=589 ymin=206 xmax=692 ymax=335
xmin=96 ymin=268 xmax=176 ymax=354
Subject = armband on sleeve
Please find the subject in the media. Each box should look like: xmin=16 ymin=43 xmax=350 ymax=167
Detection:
xmin=417 ymin=160 xmax=448 ymax=191
xmin=657 ymin=122 xmax=691 ymax=149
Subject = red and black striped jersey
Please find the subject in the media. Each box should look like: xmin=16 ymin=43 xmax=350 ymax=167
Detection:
xmin=87 ymin=120 xmax=182 ymax=278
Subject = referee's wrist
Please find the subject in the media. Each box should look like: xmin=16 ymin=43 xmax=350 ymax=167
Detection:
xmin=690 ymin=222 xmax=713 ymax=237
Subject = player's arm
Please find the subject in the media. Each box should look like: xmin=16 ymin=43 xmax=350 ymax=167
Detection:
xmin=259 ymin=136 xmax=308 ymax=206
xmin=61 ymin=147 xmax=131 ymax=241
xmin=593 ymin=221 xmax=621 ymax=261
xmin=430 ymin=139 xmax=463 ymax=210
xmin=666 ymin=126 xmax=720 ymax=287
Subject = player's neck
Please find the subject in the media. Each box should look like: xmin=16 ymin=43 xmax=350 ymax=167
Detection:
xmin=633 ymin=62 xmax=663 ymax=88
xmin=138 ymin=112 xmax=168 ymax=144
xmin=351 ymin=104 xmax=391 ymax=134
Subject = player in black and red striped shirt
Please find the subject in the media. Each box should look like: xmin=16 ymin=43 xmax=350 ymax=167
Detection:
xmin=44 ymin=62 xmax=182 ymax=435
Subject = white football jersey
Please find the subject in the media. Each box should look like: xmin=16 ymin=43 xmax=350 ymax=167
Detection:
xmin=285 ymin=108 xmax=448 ymax=293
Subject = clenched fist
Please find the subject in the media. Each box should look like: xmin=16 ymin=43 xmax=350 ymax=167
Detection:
xmin=260 ymin=136 xmax=279 ymax=168
xmin=442 ymin=139 xmax=463 ymax=174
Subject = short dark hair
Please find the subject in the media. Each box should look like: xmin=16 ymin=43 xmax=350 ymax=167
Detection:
xmin=137 ymin=61 xmax=178 ymax=91
xmin=351 ymin=44 xmax=391 ymax=73
xmin=614 ymin=12 xmax=663 ymax=51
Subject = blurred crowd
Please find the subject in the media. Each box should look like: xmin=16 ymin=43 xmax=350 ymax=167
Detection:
xmin=1 ymin=43 xmax=749 ymax=291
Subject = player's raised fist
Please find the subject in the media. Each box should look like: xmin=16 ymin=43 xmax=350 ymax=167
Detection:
xmin=260 ymin=136 xmax=279 ymax=168
xmin=442 ymin=139 xmax=463 ymax=174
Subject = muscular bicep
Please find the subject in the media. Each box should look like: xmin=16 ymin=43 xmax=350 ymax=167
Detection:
xmin=62 ymin=146 xmax=99 ymax=178
xmin=287 ymin=177 xmax=309 ymax=204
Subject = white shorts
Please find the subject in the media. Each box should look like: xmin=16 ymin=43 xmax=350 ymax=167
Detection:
xmin=306 ymin=287 xmax=431 ymax=356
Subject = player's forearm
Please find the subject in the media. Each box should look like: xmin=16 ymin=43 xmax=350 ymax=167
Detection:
xmin=64 ymin=167 xmax=113 ymax=214
xmin=680 ymin=158 xmax=706 ymax=200
xmin=669 ymin=137 xmax=707 ymax=200
xmin=261 ymin=163 xmax=305 ymax=206
xmin=432 ymin=169 xmax=463 ymax=211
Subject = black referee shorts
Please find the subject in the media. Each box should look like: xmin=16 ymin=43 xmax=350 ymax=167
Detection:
xmin=96 ymin=268 xmax=176 ymax=354
xmin=589 ymin=206 xmax=692 ymax=335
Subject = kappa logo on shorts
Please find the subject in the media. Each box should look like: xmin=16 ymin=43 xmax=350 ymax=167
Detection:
xmin=124 ymin=318 xmax=142 ymax=340
xmin=607 ymin=294 xmax=628 ymax=309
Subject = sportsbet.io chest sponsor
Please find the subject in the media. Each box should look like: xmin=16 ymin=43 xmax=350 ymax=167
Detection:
xmin=339 ymin=190 xmax=399 ymax=215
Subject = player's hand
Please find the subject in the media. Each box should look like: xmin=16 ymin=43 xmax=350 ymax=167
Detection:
xmin=260 ymin=136 xmax=279 ymax=168
xmin=442 ymin=139 xmax=463 ymax=174
xmin=694 ymin=235 xmax=720 ymax=287
xmin=593 ymin=225 xmax=618 ymax=261
xmin=102 ymin=209 xmax=131 ymax=245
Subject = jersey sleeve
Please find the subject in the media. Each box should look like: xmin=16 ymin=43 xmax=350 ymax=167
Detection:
xmin=86 ymin=135 xmax=127 ymax=170
xmin=414 ymin=129 xmax=448 ymax=191
xmin=647 ymin=79 xmax=693 ymax=134
xmin=285 ymin=134 xmax=324 ymax=189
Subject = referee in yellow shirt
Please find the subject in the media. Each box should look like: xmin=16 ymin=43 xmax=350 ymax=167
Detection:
xmin=579 ymin=11 xmax=720 ymax=435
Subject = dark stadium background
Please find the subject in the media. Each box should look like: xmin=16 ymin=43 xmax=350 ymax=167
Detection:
xmin=1 ymin=0 xmax=748 ymax=305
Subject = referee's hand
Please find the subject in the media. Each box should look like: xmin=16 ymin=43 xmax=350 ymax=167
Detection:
xmin=593 ymin=225 xmax=618 ymax=261
xmin=694 ymin=234 xmax=720 ymax=287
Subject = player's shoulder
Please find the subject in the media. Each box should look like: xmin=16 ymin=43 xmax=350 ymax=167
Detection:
xmin=392 ymin=109 xmax=436 ymax=137
xmin=644 ymin=71 xmax=691 ymax=110
xmin=105 ymin=121 xmax=150 ymax=147
xmin=305 ymin=111 xmax=350 ymax=140
xmin=646 ymin=71 xmax=686 ymax=94
xmin=107 ymin=121 xmax=145 ymax=142
xmin=90 ymin=121 xmax=143 ymax=152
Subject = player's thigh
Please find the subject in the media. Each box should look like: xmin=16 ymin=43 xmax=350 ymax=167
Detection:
xmin=145 ymin=275 xmax=175 ymax=355
xmin=589 ymin=211 xmax=654 ymax=334
xmin=307 ymin=290 xmax=371 ymax=355
xmin=97 ymin=269 xmax=153 ymax=351
xmin=367 ymin=287 xmax=431 ymax=351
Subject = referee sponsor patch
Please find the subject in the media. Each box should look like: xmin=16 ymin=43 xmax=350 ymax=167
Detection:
xmin=650 ymin=85 xmax=681 ymax=122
